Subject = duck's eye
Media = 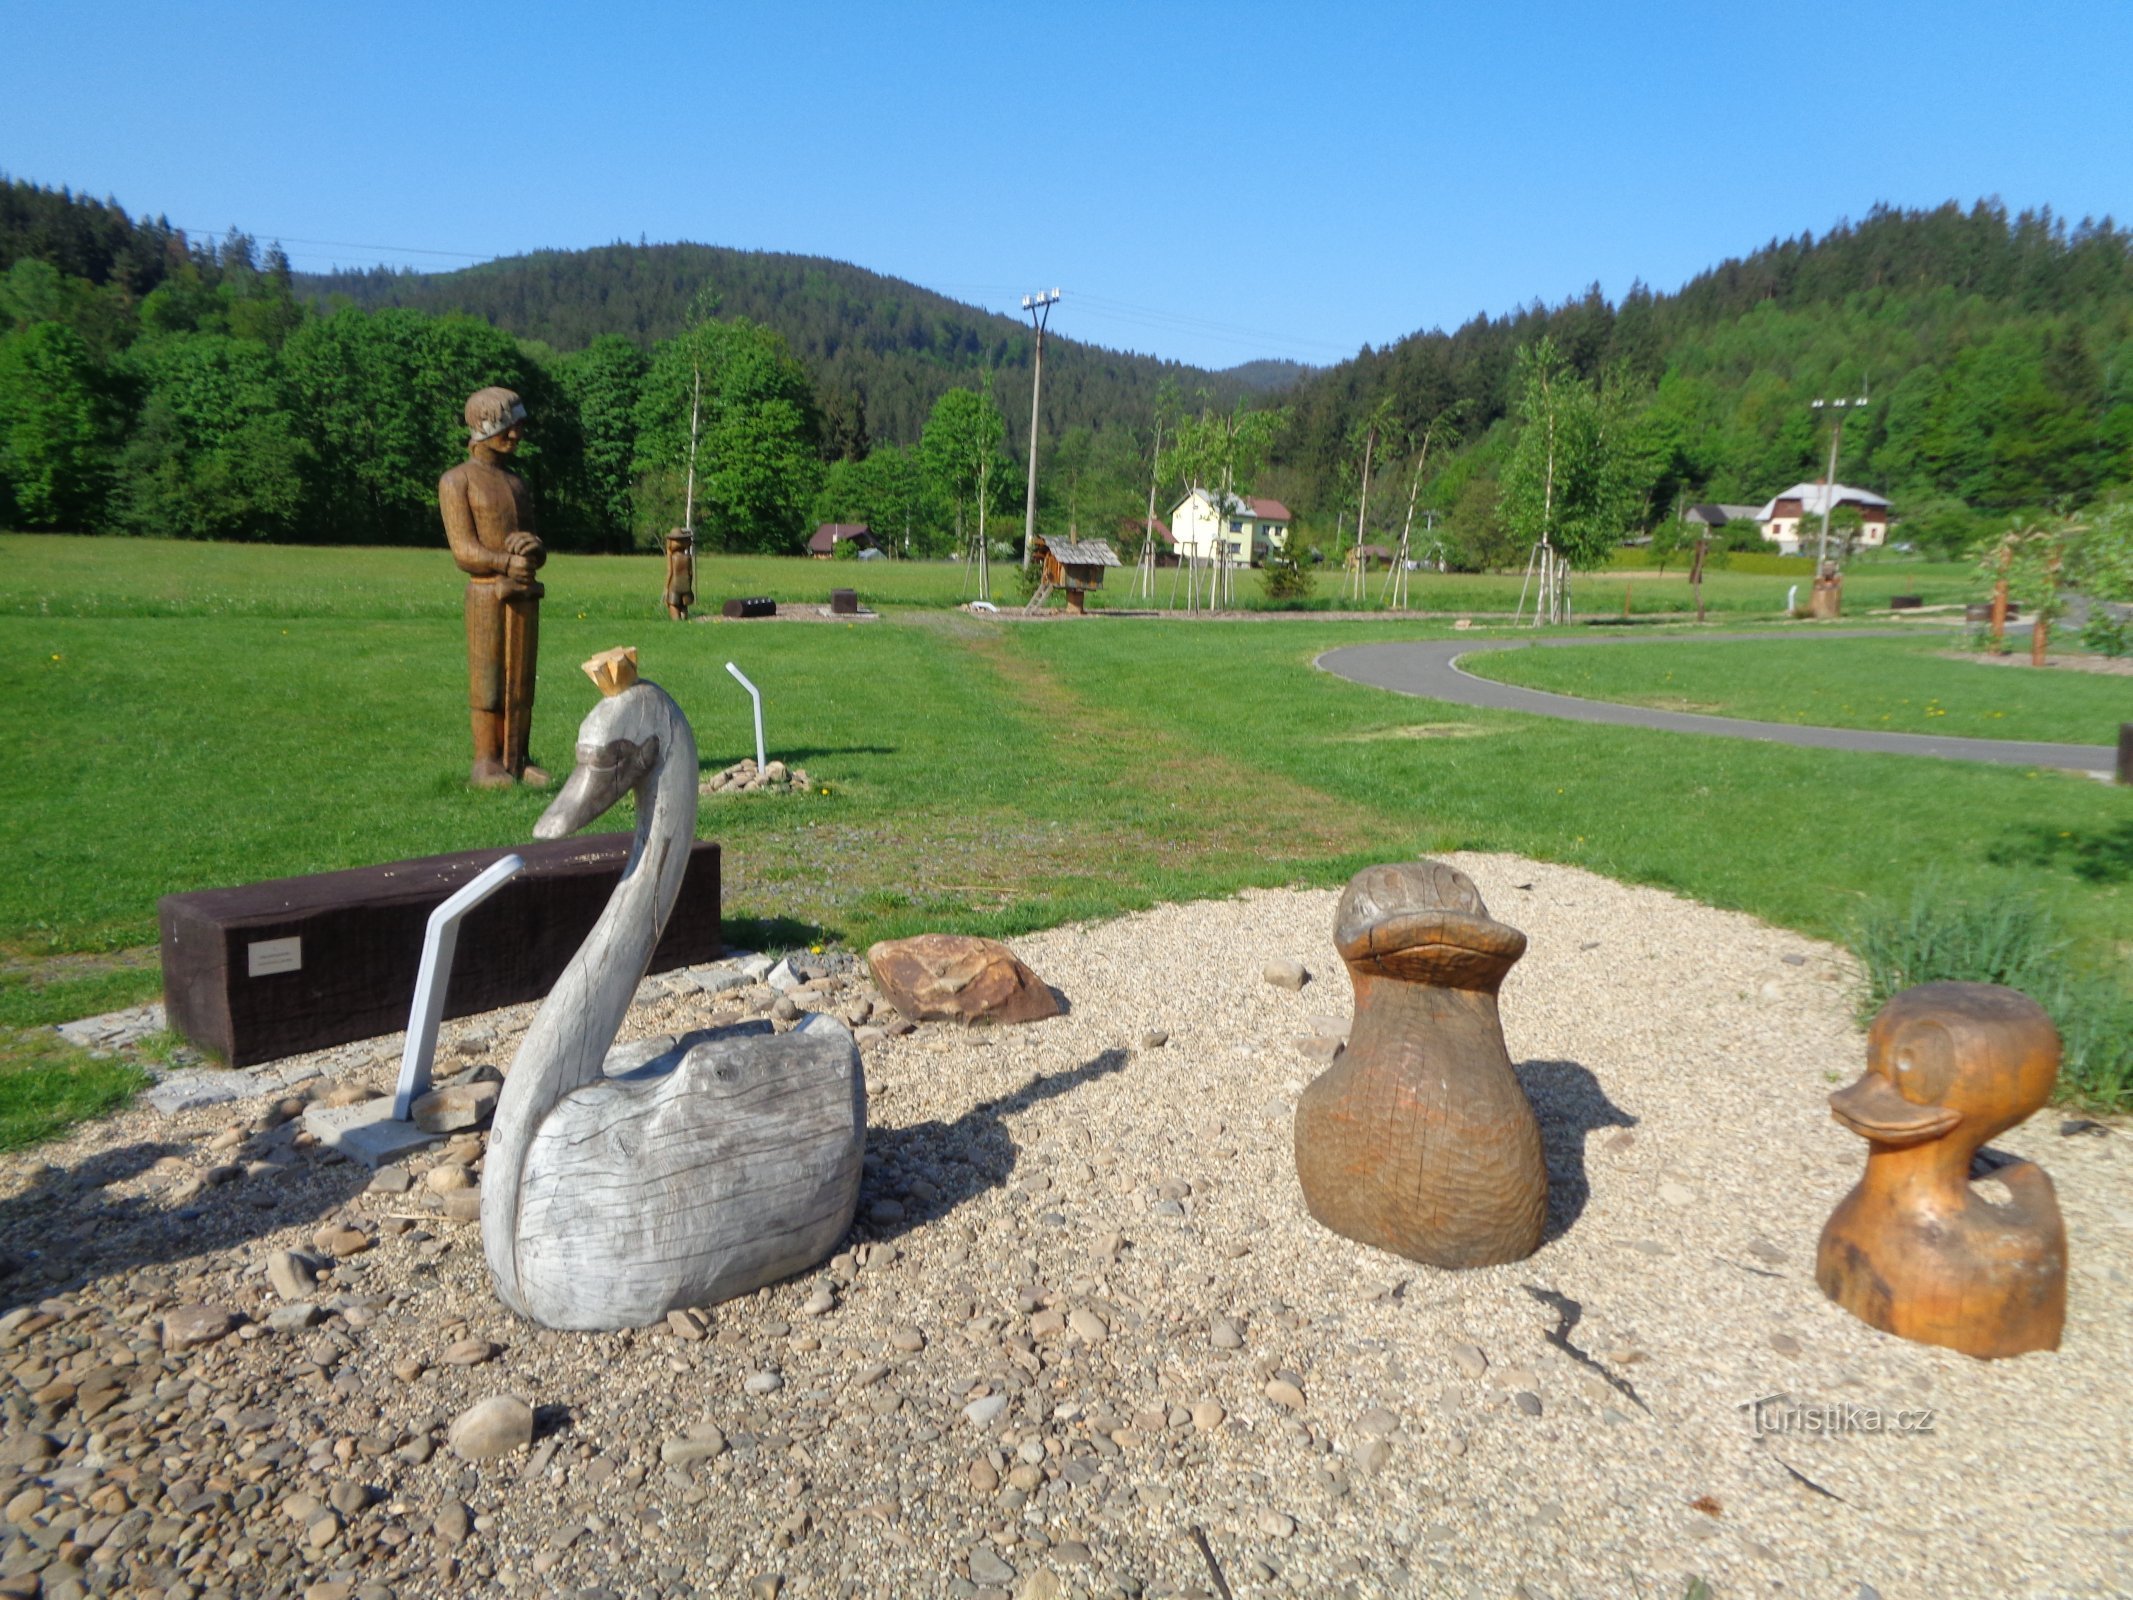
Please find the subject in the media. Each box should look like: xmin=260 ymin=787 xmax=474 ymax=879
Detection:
xmin=1890 ymin=1027 xmax=1956 ymax=1105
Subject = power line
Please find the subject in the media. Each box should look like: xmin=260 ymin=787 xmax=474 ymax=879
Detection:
xmin=176 ymin=228 xmax=488 ymax=261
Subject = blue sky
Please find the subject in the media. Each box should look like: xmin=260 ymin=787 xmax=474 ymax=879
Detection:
xmin=5 ymin=1 xmax=2128 ymax=371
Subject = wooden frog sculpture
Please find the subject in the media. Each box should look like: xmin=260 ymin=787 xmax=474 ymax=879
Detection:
xmin=1817 ymin=982 xmax=2066 ymax=1359
xmin=1294 ymin=860 xmax=1547 ymax=1268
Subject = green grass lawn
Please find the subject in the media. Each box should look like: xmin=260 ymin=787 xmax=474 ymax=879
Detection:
xmin=2 ymin=535 xmax=2126 ymax=1126
xmin=1463 ymin=635 xmax=2131 ymax=747
xmin=1 ymin=534 xmax=1976 ymax=621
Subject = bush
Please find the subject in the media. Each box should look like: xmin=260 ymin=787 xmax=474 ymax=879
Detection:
xmin=2080 ymin=608 xmax=2130 ymax=658
xmin=1260 ymin=546 xmax=1314 ymax=604
xmin=1850 ymin=879 xmax=2132 ymax=1109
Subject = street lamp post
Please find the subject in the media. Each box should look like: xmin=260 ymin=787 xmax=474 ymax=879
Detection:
xmin=1020 ymin=288 xmax=1060 ymax=569
xmin=1808 ymin=395 xmax=1869 ymax=569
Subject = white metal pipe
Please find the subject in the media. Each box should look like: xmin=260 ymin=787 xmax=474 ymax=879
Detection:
xmin=394 ymin=852 xmax=525 ymax=1119
xmin=726 ymin=661 xmax=766 ymax=771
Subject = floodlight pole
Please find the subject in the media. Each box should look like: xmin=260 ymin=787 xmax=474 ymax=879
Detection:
xmin=1020 ymin=288 xmax=1061 ymax=569
xmin=1809 ymin=395 xmax=1868 ymax=569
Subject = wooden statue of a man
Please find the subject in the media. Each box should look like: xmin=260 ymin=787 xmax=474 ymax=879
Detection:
xmin=663 ymin=529 xmax=696 ymax=621
xmin=439 ymin=387 xmax=549 ymax=788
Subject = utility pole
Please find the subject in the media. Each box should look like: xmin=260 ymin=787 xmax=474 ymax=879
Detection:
xmin=1808 ymin=394 xmax=1869 ymax=569
xmin=1019 ymin=288 xmax=1061 ymax=568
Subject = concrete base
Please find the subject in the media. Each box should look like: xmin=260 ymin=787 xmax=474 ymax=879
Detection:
xmin=304 ymin=1099 xmax=444 ymax=1169
xmin=144 ymin=1070 xmax=259 ymax=1115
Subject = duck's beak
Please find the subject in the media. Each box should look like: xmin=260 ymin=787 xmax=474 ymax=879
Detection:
xmin=533 ymin=737 xmax=651 ymax=840
xmin=1828 ymin=1071 xmax=1963 ymax=1147
xmin=1337 ymin=909 xmax=1527 ymax=989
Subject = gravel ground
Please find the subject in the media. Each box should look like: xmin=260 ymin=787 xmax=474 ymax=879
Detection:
xmin=2 ymin=853 xmax=2127 ymax=1600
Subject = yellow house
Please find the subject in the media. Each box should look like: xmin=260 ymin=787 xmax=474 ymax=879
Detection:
xmin=1168 ymin=489 xmax=1292 ymax=567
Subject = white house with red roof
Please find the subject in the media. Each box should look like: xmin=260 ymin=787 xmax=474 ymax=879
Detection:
xmin=1168 ymin=489 xmax=1292 ymax=567
xmin=1752 ymin=482 xmax=1892 ymax=555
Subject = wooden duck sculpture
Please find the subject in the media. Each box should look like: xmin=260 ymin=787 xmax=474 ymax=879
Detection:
xmin=482 ymin=648 xmax=865 ymax=1331
xmin=1817 ymin=981 xmax=2065 ymax=1359
xmin=1294 ymin=860 xmax=1547 ymax=1268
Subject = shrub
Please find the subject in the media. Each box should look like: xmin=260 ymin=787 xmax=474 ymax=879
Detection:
xmin=1260 ymin=545 xmax=1314 ymax=604
xmin=1850 ymin=879 xmax=2131 ymax=1109
xmin=2080 ymin=608 xmax=2130 ymax=657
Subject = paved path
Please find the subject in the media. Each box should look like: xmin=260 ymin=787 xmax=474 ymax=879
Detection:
xmin=1316 ymin=632 xmax=2119 ymax=775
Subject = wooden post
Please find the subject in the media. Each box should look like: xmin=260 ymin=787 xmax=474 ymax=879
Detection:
xmin=1622 ymin=584 xmax=1631 ymax=619
xmin=1690 ymin=536 xmax=1707 ymax=623
xmin=2118 ymin=724 xmax=2132 ymax=787
xmin=1991 ymin=540 xmax=2011 ymax=643
xmin=2033 ymin=543 xmax=2062 ymax=667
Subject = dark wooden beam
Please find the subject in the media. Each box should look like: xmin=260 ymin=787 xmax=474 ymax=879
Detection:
xmin=159 ymin=836 xmax=721 ymax=1067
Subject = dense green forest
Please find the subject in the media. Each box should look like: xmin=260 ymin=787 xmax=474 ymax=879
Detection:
xmin=1271 ymin=201 xmax=2133 ymax=565
xmin=3 ymin=179 xmax=2129 ymax=562
xmin=299 ymin=244 xmax=1277 ymax=455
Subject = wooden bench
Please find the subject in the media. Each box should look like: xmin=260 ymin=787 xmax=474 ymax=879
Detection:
xmin=159 ymin=836 xmax=721 ymax=1067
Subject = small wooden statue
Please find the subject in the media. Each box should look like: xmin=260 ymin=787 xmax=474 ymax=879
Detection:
xmin=663 ymin=529 xmax=695 ymax=621
xmin=1817 ymin=982 xmax=2066 ymax=1359
xmin=438 ymin=386 xmax=547 ymax=788
xmin=1809 ymin=558 xmax=1843 ymax=619
xmin=1294 ymin=860 xmax=1547 ymax=1268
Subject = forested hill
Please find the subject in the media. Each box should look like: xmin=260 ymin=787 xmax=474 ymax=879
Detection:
xmin=297 ymin=245 xmax=1271 ymax=450
xmin=1271 ymin=201 xmax=2133 ymax=554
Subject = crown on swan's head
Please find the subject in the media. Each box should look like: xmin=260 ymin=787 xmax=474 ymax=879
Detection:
xmin=581 ymin=647 xmax=639 ymax=696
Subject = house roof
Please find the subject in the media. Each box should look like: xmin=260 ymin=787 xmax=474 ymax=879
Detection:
xmin=1684 ymin=502 xmax=1762 ymax=526
xmin=1038 ymin=537 xmax=1121 ymax=567
xmin=807 ymin=523 xmax=875 ymax=554
xmin=1122 ymin=515 xmax=1173 ymax=542
xmin=1170 ymin=489 xmax=1293 ymax=522
xmin=1753 ymin=483 xmax=1892 ymax=520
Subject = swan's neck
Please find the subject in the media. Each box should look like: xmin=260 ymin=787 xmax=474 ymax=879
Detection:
xmin=484 ymin=689 xmax=698 ymax=1313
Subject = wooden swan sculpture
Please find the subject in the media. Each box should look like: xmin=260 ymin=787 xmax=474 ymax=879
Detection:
xmin=1294 ymin=860 xmax=1547 ymax=1268
xmin=1817 ymin=981 xmax=2066 ymax=1359
xmin=482 ymin=647 xmax=865 ymax=1330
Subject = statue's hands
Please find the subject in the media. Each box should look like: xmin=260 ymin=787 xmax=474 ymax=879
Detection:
xmin=504 ymin=554 xmax=537 ymax=584
xmin=504 ymin=531 xmax=543 ymax=558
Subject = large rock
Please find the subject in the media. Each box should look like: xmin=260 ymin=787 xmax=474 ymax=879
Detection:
xmin=411 ymin=1079 xmax=499 ymax=1134
xmin=448 ymin=1394 xmax=534 ymax=1460
xmin=866 ymin=936 xmax=1061 ymax=1026
xmin=162 ymin=1305 xmax=238 ymax=1352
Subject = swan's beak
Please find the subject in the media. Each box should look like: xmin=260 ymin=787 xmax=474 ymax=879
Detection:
xmin=533 ymin=737 xmax=649 ymax=839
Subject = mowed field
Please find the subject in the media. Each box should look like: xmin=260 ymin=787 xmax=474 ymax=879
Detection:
xmin=3 ymin=534 xmax=2126 ymax=1108
xmin=1 ymin=534 xmax=1977 ymax=620
xmin=1467 ymin=634 xmax=2132 ymax=746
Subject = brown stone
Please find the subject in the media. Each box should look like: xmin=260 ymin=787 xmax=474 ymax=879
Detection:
xmin=412 ymin=1081 xmax=499 ymax=1134
xmin=865 ymin=935 xmax=1061 ymax=1026
xmin=313 ymin=1226 xmax=372 ymax=1259
xmin=448 ymin=1394 xmax=534 ymax=1461
xmin=161 ymin=1306 xmax=238 ymax=1353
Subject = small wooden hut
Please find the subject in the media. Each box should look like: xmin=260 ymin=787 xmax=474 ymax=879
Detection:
xmin=1030 ymin=535 xmax=1121 ymax=613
